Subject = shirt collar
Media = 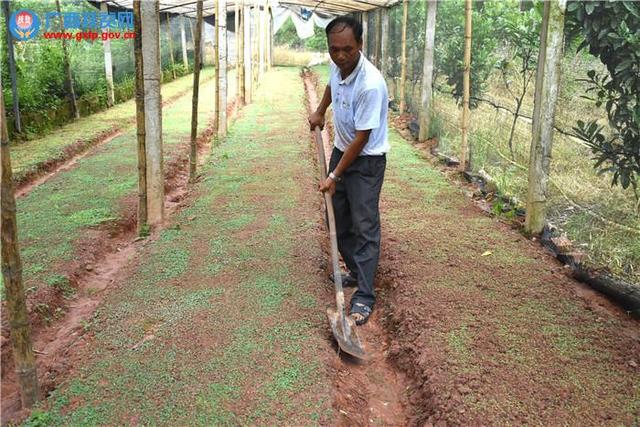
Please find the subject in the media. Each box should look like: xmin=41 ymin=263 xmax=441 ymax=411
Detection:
xmin=338 ymin=53 xmax=365 ymax=86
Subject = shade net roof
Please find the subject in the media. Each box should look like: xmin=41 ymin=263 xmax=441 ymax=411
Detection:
xmin=91 ymin=0 xmax=400 ymax=17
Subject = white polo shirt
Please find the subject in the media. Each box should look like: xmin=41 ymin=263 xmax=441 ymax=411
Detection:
xmin=330 ymin=53 xmax=390 ymax=156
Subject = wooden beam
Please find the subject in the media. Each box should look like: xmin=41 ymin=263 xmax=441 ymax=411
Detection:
xmin=133 ymin=0 xmax=148 ymax=233
xmin=525 ymin=0 xmax=567 ymax=234
xmin=460 ymin=0 xmax=472 ymax=171
xmin=237 ymin=0 xmax=245 ymax=106
xmin=374 ymin=8 xmax=381 ymax=67
xmin=399 ymin=0 xmax=408 ymax=113
xmin=362 ymin=11 xmax=368 ymax=55
xmin=214 ymin=0 xmax=220 ymax=132
xmin=165 ymin=14 xmax=177 ymax=79
xmin=418 ymin=0 xmax=436 ymax=142
xmin=100 ymin=2 xmax=116 ymax=107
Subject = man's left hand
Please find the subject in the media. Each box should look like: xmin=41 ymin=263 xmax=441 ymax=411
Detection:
xmin=318 ymin=177 xmax=336 ymax=196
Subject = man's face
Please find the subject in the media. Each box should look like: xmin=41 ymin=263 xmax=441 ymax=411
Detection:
xmin=327 ymin=25 xmax=362 ymax=74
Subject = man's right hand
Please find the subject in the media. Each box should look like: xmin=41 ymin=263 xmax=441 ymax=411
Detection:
xmin=308 ymin=111 xmax=325 ymax=131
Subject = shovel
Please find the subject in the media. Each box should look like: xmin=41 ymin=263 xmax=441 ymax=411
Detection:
xmin=313 ymin=126 xmax=367 ymax=360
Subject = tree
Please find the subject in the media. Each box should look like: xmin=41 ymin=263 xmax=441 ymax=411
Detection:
xmin=567 ymin=1 xmax=640 ymax=197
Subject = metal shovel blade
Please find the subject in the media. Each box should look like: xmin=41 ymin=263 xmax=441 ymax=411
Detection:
xmin=326 ymin=308 xmax=367 ymax=360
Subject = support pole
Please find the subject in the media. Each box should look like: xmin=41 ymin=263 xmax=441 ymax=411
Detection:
xmin=460 ymin=0 xmax=472 ymax=171
xmin=180 ymin=15 xmax=189 ymax=70
xmin=525 ymin=0 xmax=566 ymax=234
xmin=362 ymin=11 xmax=368 ymax=56
xmin=2 ymin=0 xmax=22 ymax=133
xmin=214 ymin=0 xmax=220 ymax=133
xmin=399 ymin=0 xmax=408 ymax=114
xmin=56 ymin=0 xmax=79 ymax=119
xmin=374 ymin=9 xmax=381 ymax=67
xmin=380 ymin=7 xmax=389 ymax=78
xmin=1 ymin=81 xmax=39 ymax=410
xmin=235 ymin=0 xmax=240 ymax=104
xmin=243 ymin=4 xmax=252 ymax=104
xmin=190 ymin=0 xmax=203 ymax=183
xmin=258 ymin=1 xmax=265 ymax=79
xmin=141 ymin=0 xmax=164 ymax=225
xmin=218 ymin=0 xmax=228 ymax=139
xmin=165 ymin=14 xmax=176 ymax=79
xmin=418 ymin=0 xmax=437 ymax=142
xmin=267 ymin=5 xmax=273 ymax=69
xmin=133 ymin=0 xmax=148 ymax=232
xmin=100 ymin=2 xmax=115 ymax=107
xmin=238 ymin=0 xmax=245 ymax=106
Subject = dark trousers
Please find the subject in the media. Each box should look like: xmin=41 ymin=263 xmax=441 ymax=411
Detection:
xmin=329 ymin=147 xmax=386 ymax=309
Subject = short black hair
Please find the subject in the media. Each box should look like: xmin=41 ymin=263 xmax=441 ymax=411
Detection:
xmin=325 ymin=16 xmax=363 ymax=43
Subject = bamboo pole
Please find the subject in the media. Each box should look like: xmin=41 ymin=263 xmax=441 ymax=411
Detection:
xmin=218 ymin=0 xmax=228 ymax=139
xmin=133 ymin=0 xmax=148 ymax=233
xmin=55 ymin=0 xmax=79 ymax=120
xmin=374 ymin=9 xmax=381 ymax=67
xmin=243 ymin=4 xmax=252 ymax=104
xmin=165 ymin=14 xmax=176 ymax=79
xmin=238 ymin=0 xmax=245 ymax=106
xmin=380 ymin=7 xmax=389 ymax=78
xmin=180 ymin=15 xmax=189 ymax=70
xmin=141 ymin=0 xmax=164 ymax=225
xmin=460 ymin=0 xmax=472 ymax=171
xmin=214 ymin=0 xmax=220 ymax=134
xmin=258 ymin=1 xmax=265 ymax=79
xmin=418 ymin=0 xmax=437 ymax=142
xmin=525 ymin=0 xmax=567 ymax=234
xmin=1 ymin=81 xmax=39 ymax=409
xmin=362 ymin=11 xmax=368 ymax=56
xmin=2 ymin=0 xmax=21 ymax=133
xmin=235 ymin=0 xmax=241 ymax=105
xmin=399 ymin=0 xmax=408 ymax=114
xmin=190 ymin=0 xmax=203 ymax=183
xmin=100 ymin=2 xmax=115 ymax=107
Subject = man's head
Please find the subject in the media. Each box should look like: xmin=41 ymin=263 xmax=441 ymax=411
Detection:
xmin=325 ymin=16 xmax=363 ymax=75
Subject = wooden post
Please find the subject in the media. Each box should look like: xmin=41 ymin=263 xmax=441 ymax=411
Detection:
xmin=100 ymin=2 xmax=115 ymax=107
xmin=2 ymin=0 xmax=21 ymax=133
xmin=133 ymin=0 xmax=147 ymax=232
xmin=269 ymin=6 xmax=274 ymax=68
xmin=374 ymin=9 xmax=381 ymax=67
xmin=380 ymin=7 xmax=389 ymax=78
xmin=190 ymin=0 xmax=203 ymax=183
xmin=165 ymin=14 xmax=176 ymax=79
xmin=214 ymin=0 xmax=220 ymax=133
xmin=55 ymin=0 xmax=79 ymax=119
xmin=238 ymin=0 xmax=245 ymax=106
xmin=243 ymin=4 xmax=252 ymax=104
xmin=418 ymin=0 xmax=437 ymax=142
xmin=254 ymin=6 xmax=259 ymax=85
xmin=141 ymin=0 xmax=164 ymax=226
xmin=218 ymin=0 xmax=228 ymax=139
xmin=188 ymin=17 xmax=195 ymax=55
xmin=1 ymin=81 xmax=39 ymax=409
xmin=531 ymin=1 xmax=549 ymax=149
xmin=362 ymin=11 xmax=368 ymax=56
xmin=460 ymin=0 xmax=472 ymax=171
xmin=399 ymin=0 xmax=408 ymax=114
xmin=258 ymin=1 xmax=265 ymax=79
xmin=525 ymin=0 xmax=566 ymax=234
xmin=180 ymin=15 xmax=189 ymax=70
xmin=235 ymin=0 xmax=240 ymax=104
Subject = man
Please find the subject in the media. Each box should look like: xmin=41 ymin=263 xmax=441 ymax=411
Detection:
xmin=308 ymin=16 xmax=389 ymax=326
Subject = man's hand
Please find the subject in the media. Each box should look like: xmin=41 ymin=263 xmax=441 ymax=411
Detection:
xmin=318 ymin=177 xmax=336 ymax=196
xmin=308 ymin=111 xmax=325 ymax=131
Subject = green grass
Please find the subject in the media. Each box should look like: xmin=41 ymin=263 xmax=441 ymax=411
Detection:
xmin=25 ymin=68 xmax=332 ymax=425
xmin=10 ymin=67 xmax=216 ymax=184
xmin=2 ymin=77 xmax=219 ymax=299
